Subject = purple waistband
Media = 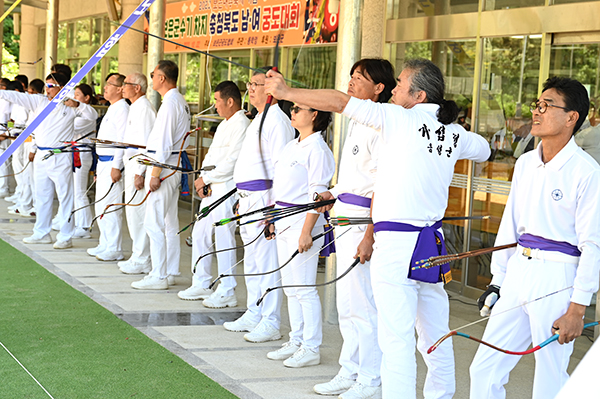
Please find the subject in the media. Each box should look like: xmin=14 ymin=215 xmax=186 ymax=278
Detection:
xmin=236 ymin=179 xmax=273 ymax=191
xmin=338 ymin=193 xmax=372 ymax=208
xmin=373 ymin=220 xmax=442 ymax=234
xmin=275 ymin=201 xmax=299 ymax=208
xmin=518 ymin=233 xmax=581 ymax=257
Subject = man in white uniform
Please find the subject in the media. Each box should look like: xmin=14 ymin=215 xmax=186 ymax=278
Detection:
xmin=0 ymin=73 xmax=97 ymax=248
xmin=266 ymin=58 xmax=490 ymax=399
xmin=178 ymin=81 xmax=249 ymax=306
xmin=87 ymin=73 xmax=129 ymax=262
xmin=118 ymin=72 xmax=156 ymax=274
xmin=223 ymin=67 xmax=294 ymax=343
xmin=470 ymin=77 xmax=600 ymax=399
xmin=132 ymin=60 xmax=191 ymax=290
xmin=0 ymin=79 xmax=13 ymax=198
xmin=313 ymin=58 xmax=396 ymax=399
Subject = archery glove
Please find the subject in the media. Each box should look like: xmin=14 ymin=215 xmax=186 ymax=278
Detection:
xmin=478 ymin=284 xmax=500 ymax=317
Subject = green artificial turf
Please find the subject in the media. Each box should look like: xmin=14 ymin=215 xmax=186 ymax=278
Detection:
xmin=0 ymin=239 xmax=238 ymax=399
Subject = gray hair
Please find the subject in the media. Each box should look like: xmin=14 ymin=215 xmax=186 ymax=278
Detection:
xmin=129 ymin=72 xmax=148 ymax=93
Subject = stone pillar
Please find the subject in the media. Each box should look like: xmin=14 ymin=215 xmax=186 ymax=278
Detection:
xmin=45 ymin=0 xmax=59 ymax=76
xmin=147 ymin=0 xmax=165 ymax=109
xmin=19 ymin=5 xmax=39 ymax=79
xmin=360 ymin=0 xmax=385 ymax=58
xmin=117 ymin=0 xmax=144 ymax=76
xmin=324 ymin=0 xmax=362 ymax=325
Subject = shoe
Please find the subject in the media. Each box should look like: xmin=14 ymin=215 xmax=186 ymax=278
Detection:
xmin=8 ymin=208 xmax=20 ymax=215
xmin=167 ymin=276 xmax=176 ymax=285
xmin=244 ymin=322 xmax=281 ymax=343
xmin=23 ymin=234 xmax=52 ymax=244
xmin=339 ymin=383 xmax=382 ymax=399
xmin=223 ymin=317 xmax=259 ymax=333
xmin=95 ymin=251 xmax=124 ymax=261
xmin=131 ymin=275 xmax=168 ymax=290
xmin=119 ymin=260 xmax=151 ymax=274
xmin=87 ymin=246 xmax=105 ymax=257
xmin=0 ymin=190 xmax=10 ymax=198
xmin=177 ymin=285 xmax=213 ymax=301
xmin=4 ymin=194 xmax=18 ymax=202
xmin=7 ymin=204 xmax=18 ymax=211
xmin=267 ymin=341 xmax=301 ymax=360
xmin=20 ymin=209 xmax=36 ymax=218
xmin=53 ymin=239 xmax=73 ymax=249
xmin=283 ymin=346 xmax=320 ymax=368
xmin=203 ymin=292 xmax=237 ymax=308
xmin=314 ymin=375 xmax=356 ymax=395
xmin=73 ymin=228 xmax=92 ymax=239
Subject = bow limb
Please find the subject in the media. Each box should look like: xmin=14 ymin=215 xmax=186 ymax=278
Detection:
xmin=0 ymin=160 xmax=30 ymax=179
xmin=178 ymin=187 xmax=238 ymax=234
xmin=257 ymin=258 xmax=360 ymax=306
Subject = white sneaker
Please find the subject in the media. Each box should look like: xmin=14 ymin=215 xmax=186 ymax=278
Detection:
xmin=73 ymin=228 xmax=92 ymax=239
xmin=7 ymin=203 xmax=18 ymax=211
xmin=53 ymin=239 xmax=73 ymax=249
xmin=283 ymin=346 xmax=320 ymax=368
xmin=339 ymin=383 xmax=382 ymax=399
xmin=4 ymin=194 xmax=18 ymax=202
xmin=167 ymin=276 xmax=176 ymax=285
xmin=244 ymin=322 xmax=281 ymax=343
xmin=23 ymin=234 xmax=52 ymax=244
xmin=267 ymin=341 xmax=301 ymax=360
xmin=223 ymin=317 xmax=259 ymax=333
xmin=177 ymin=285 xmax=213 ymax=301
xmin=314 ymin=375 xmax=356 ymax=395
xmin=20 ymin=209 xmax=36 ymax=218
xmin=96 ymin=251 xmax=124 ymax=261
xmin=51 ymin=221 xmax=60 ymax=231
xmin=203 ymin=292 xmax=237 ymax=308
xmin=131 ymin=275 xmax=168 ymax=290
xmin=87 ymin=246 xmax=105 ymax=257
xmin=0 ymin=190 xmax=11 ymax=199
xmin=7 ymin=208 xmax=21 ymax=216
xmin=119 ymin=260 xmax=151 ymax=274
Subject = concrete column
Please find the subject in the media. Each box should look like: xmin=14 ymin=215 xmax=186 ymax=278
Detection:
xmin=360 ymin=0 xmax=385 ymax=58
xmin=19 ymin=5 xmax=39 ymax=79
xmin=147 ymin=0 xmax=165 ymax=109
xmin=44 ymin=0 xmax=59 ymax=76
xmin=324 ymin=0 xmax=362 ymax=325
xmin=0 ymin=1 xmax=4 ymax=76
xmin=117 ymin=0 xmax=144 ymax=76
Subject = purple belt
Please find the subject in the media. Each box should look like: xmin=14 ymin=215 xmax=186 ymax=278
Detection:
xmin=338 ymin=193 xmax=371 ymax=208
xmin=236 ymin=179 xmax=273 ymax=191
xmin=276 ymin=201 xmax=335 ymax=257
xmin=374 ymin=220 xmax=448 ymax=284
xmin=518 ymin=233 xmax=581 ymax=257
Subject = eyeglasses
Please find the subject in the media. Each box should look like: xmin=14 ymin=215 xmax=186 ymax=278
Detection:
xmin=46 ymin=83 xmax=60 ymax=88
xmin=246 ymin=81 xmax=265 ymax=90
xmin=105 ymin=81 xmax=122 ymax=88
xmin=529 ymin=100 xmax=570 ymax=114
xmin=151 ymin=72 xmax=165 ymax=79
xmin=290 ymin=106 xmax=313 ymax=113
xmin=123 ymin=81 xmax=139 ymax=87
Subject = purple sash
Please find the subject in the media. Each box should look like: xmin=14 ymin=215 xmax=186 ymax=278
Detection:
xmin=374 ymin=221 xmax=448 ymax=284
xmin=518 ymin=233 xmax=581 ymax=257
xmin=338 ymin=193 xmax=372 ymax=208
xmin=275 ymin=201 xmax=335 ymax=257
xmin=236 ymin=179 xmax=273 ymax=191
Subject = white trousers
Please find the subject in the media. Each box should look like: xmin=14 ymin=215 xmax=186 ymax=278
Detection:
xmin=335 ymin=220 xmax=382 ymax=386
xmin=73 ymin=151 xmax=93 ymax=228
xmin=32 ymin=152 xmax=74 ymax=241
xmin=238 ymin=190 xmax=281 ymax=330
xmin=16 ymin=142 xmax=34 ymax=212
xmin=145 ymin=172 xmax=181 ymax=279
xmin=276 ymin=225 xmax=324 ymax=351
xmin=191 ymin=181 xmax=237 ymax=295
xmin=470 ymin=252 xmax=576 ymax=399
xmin=11 ymin=141 xmax=24 ymax=198
xmin=371 ymin=230 xmax=455 ymax=399
xmin=94 ymin=161 xmax=123 ymax=252
xmin=124 ymin=163 xmax=150 ymax=264
xmin=0 ymin=146 xmax=9 ymax=192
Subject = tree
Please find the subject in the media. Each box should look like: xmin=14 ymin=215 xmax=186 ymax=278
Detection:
xmin=3 ymin=16 xmax=19 ymax=60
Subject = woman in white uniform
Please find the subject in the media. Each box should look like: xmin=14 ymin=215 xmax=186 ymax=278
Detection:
xmin=72 ymin=84 xmax=99 ymax=238
xmin=266 ymin=104 xmax=335 ymax=368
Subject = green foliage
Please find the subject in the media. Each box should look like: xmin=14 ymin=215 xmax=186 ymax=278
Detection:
xmin=2 ymin=44 xmax=18 ymax=79
xmin=3 ymin=16 xmax=19 ymax=59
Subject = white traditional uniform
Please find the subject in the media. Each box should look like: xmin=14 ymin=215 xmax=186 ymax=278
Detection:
xmin=72 ymin=104 xmax=98 ymax=230
xmin=232 ymin=103 xmax=294 ymax=330
xmin=327 ymin=120 xmax=382 ymax=387
xmin=0 ymin=91 xmax=97 ymax=242
xmin=342 ymin=96 xmax=490 ymax=399
xmin=191 ymin=109 xmax=249 ymax=295
xmin=123 ymin=96 xmax=156 ymax=266
xmin=137 ymin=88 xmax=191 ymax=280
xmin=470 ymin=138 xmax=600 ymax=399
xmin=94 ymin=99 xmax=129 ymax=255
xmin=272 ymin=132 xmax=334 ymax=351
xmin=9 ymin=104 xmax=30 ymax=210
xmin=0 ymin=98 xmax=13 ymax=195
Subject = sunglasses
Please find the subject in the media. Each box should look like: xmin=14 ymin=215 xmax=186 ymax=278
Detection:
xmin=46 ymin=83 xmax=60 ymax=88
xmin=290 ymin=106 xmax=313 ymax=113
